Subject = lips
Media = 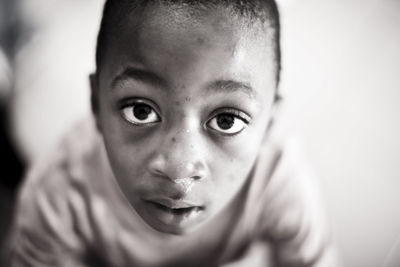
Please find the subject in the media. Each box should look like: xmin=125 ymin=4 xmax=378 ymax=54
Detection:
xmin=141 ymin=197 xmax=205 ymax=233
xmin=150 ymin=201 xmax=202 ymax=216
xmin=147 ymin=197 xmax=202 ymax=210
xmin=146 ymin=198 xmax=204 ymax=218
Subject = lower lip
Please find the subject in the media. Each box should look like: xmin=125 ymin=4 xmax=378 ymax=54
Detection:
xmin=142 ymin=201 xmax=204 ymax=233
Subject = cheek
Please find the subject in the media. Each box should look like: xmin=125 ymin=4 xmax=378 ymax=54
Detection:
xmin=207 ymin=156 xmax=255 ymax=213
xmin=101 ymin=123 xmax=155 ymax=196
xmin=210 ymin=130 xmax=265 ymax=200
xmin=99 ymin=98 xmax=153 ymax=180
xmin=223 ymin=125 xmax=267 ymax=170
xmin=106 ymin=142 xmax=145 ymax=189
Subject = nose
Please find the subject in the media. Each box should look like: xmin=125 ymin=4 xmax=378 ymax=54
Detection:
xmin=147 ymin=126 xmax=208 ymax=184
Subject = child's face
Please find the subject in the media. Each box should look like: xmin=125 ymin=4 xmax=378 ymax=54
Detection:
xmin=93 ymin=5 xmax=277 ymax=235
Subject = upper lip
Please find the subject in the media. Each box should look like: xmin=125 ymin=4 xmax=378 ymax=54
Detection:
xmin=146 ymin=197 xmax=202 ymax=209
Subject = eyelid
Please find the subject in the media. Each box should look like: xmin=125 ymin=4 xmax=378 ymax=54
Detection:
xmin=118 ymin=97 xmax=162 ymax=116
xmin=208 ymin=107 xmax=252 ymax=124
xmin=204 ymin=107 xmax=252 ymax=137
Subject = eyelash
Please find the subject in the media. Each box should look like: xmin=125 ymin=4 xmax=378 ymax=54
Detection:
xmin=210 ymin=108 xmax=250 ymax=123
xmin=119 ymin=98 xmax=161 ymax=126
xmin=118 ymin=98 xmax=251 ymax=135
xmin=205 ymin=108 xmax=250 ymax=136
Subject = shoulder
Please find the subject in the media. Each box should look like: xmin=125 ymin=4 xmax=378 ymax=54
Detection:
xmin=244 ymin=135 xmax=321 ymax=236
xmin=19 ymin=116 xmax=101 ymax=210
xmin=10 ymin=117 xmax=102 ymax=255
xmin=260 ymin=137 xmax=324 ymax=235
xmin=255 ymin=137 xmax=340 ymax=266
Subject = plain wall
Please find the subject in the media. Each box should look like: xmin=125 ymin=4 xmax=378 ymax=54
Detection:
xmin=279 ymin=0 xmax=400 ymax=266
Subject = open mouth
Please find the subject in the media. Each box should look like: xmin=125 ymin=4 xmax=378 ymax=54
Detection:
xmin=141 ymin=198 xmax=206 ymax=233
xmin=150 ymin=201 xmax=202 ymax=216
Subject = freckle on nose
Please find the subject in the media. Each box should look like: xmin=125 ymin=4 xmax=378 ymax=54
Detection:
xmin=171 ymin=137 xmax=176 ymax=143
xmin=185 ymin=97 xmax=191 ymax=102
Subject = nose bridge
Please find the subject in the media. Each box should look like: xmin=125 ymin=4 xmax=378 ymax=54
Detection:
xmin=149 ymin=117 xmax=207 ymax=181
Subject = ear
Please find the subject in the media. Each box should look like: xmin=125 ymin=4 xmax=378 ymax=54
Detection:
xmin=263 ymin=92 xmax=283 ymax=142
xmin=269 ymin=93 xmax=283 ymax=128
xmin=89 ymin=73 xmax=102 ymax=132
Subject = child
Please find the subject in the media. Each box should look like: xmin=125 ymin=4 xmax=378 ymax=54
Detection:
xmin=6 ymin=0 xmax=340 ymax=266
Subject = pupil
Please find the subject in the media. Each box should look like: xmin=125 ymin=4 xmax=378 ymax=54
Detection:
xmin=217 ymin=114 xmax=234 ymax=130
xmin=134 ymin=104 xmax=151 ymax=120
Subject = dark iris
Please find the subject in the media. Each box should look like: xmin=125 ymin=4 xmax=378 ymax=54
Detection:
xmin=217 ymin=114 xmax=235 ymax=130
xmin=133 ymin=104 xmax=152 ymax=120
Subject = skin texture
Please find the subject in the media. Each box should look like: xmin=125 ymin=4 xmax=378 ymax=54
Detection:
xmin=91 ymin=3 xmax=277 ymax=236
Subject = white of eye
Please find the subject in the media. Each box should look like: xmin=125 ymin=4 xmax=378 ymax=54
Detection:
xmin=122 ymin=103 xmax=160 ymax=125
xmin=207 ymin=114 xmax=247 ymax=135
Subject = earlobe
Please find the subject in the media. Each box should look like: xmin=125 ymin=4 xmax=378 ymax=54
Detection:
xmin=89 ymin=73 xmax=102 ymax=132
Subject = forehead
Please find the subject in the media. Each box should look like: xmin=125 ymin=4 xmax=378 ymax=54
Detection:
xmin=100 ymin=3 xmax=276 ymax=100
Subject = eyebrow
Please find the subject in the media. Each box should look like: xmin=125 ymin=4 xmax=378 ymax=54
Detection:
xmin=111 ymin=67 xmax=166 ymax=89
xmin=206 ymin=79 xmax=256 ymax=99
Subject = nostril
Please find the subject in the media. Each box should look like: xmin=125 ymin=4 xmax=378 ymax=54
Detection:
xmin=154 ymin=169 xmax=166 ymax=177
xmin=150 ymin=168 xmax=167 ymax=177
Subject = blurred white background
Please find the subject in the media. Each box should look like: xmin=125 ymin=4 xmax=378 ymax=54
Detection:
xmin=6 ymin=0 xmax=400 ymax=266
xmin=279 ymin=1 xmax=400 ymax=266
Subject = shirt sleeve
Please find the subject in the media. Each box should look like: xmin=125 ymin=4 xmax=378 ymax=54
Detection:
xmin=5 ymin=161 xmax=88 ymax=267
xmin=259 ymin=140 xmax=342 ymax=267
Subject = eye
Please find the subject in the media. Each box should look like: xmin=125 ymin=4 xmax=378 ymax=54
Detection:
xmin=121 ymin=102 xmax=160 ymax=126
xmin=207 ymin=112 xmax=249 ymax=135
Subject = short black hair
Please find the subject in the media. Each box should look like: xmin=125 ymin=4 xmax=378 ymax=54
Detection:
xmin=95 ymin=0 xmax=281 ymax=85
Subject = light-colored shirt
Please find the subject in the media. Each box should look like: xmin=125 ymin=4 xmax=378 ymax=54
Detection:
xmin=5 ymin=117 xmax=340 ymax=267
